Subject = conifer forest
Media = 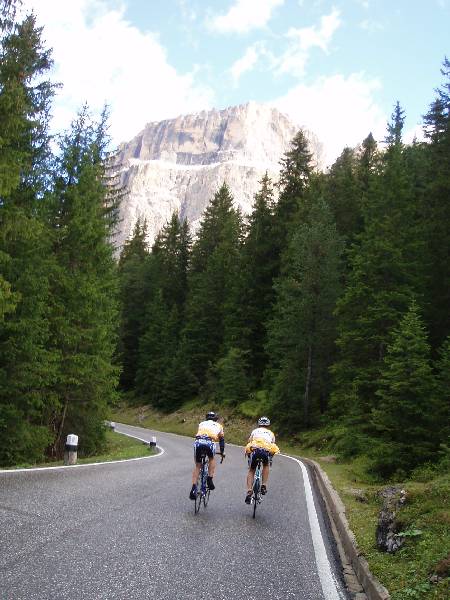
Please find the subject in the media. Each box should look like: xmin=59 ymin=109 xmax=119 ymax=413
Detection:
xmin=1 ymin=1 xmax=449 ymax=478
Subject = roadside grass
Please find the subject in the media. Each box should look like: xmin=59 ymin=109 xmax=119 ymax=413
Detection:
xmin=3 ymin=429 xmax=153 ymax=470
xmin=112 ymin=401 xmax=450 ymax=600
xmin=76 ymin=429 xmax=155 ymax=464
xmin=112 ymin=401 xmax=254 ymax=446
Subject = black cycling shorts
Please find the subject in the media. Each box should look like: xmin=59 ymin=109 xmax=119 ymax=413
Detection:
xmin=194 ymin=438 xmax=215 ymax=463
xmin=249 ymin=448 xmax=270 ymax=469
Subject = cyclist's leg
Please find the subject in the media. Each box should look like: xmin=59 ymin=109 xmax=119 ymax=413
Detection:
xmin=262 ymin=464 xmax=270 ymax=485
xmin=190 ymin=443 xmax=202 ymax=499
xmin=205 ymin=442 xmax=216 ymax=489
xmin=246 ymin=467 xmax=255 ymax=492
xmin=246 ymin=450 xmax=257 ymax=492
xmin=245 ymin=468 xmax=254 ymax=503
xmin=192 ymin=443 xmax=202 ymax=484
xmin=260 ymin=450 xmax=270 ymax=493
xmin=191 ymin=462 xmax=201 ymax=485
xmin=208 ymin=455 xmax=216 ymax=478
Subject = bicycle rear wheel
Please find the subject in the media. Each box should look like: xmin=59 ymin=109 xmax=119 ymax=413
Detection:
xmin=194 ymin=490 xmax=202 ymax=513
xmin=252 ymin=462 xmax=262 ymax=519
xmin=202 ymin=458 xmax=210 ymax=507
xmin=252 ymin=493 xmax=258 ymax=518
xmin=194 ymin=470 xmax=202 ymax=514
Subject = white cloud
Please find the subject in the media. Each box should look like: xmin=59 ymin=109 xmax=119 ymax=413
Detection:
xmin=21 ymin=0 xmax=214 ymax=144
xmin=404 ymin=124 xmax=425 ymax=144
xmin=359 ymin=19 xmax=384 ymax=32
xmin=177 ymin=0 xmax=197 ymax=22
xmin=229 ymin=44 xmax=263 ymax=85
xmin=274 ymin=9 xmax=341 ymax=77
xmin=274 ymin=73 xmax=387 ymax=165
xmin=208 ymin=0 xmax=284 ymax=34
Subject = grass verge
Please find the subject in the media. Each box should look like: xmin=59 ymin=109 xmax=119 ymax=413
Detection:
xmin=112 ymin=401 xmax=449 ymax=600
xmin=3 ymin=429 xmax=153 ymax=470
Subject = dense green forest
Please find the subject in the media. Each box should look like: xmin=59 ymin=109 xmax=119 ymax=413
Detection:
xmin=0 ymin=1 xmax=121 ymax=465
xmin=0 ymin=1 xmax=448 ymax=477
xmin=118 ymin=84 xmax=450 ymax=479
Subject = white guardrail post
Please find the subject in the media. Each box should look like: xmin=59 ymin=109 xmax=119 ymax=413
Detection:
xmin=150 ymin=436 xmax=156 ymax=448
xmin=64 ymin=434 xmax=78 ymax=465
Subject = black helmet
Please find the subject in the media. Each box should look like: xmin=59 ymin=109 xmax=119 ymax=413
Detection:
xmin=258 ymin=416 xmax=270 ymax=427
xmin=206 ymin=411 xmax=218 ymax=421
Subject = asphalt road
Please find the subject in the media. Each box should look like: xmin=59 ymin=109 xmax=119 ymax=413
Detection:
xmin=0 ymin=424 xmax=350 ymax=600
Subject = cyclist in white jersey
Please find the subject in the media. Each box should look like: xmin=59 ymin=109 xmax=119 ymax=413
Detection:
xmin=244 ymin=416 xmax=279 ymax=504
xmin=189 ymin=411 xmax=225 ymax=500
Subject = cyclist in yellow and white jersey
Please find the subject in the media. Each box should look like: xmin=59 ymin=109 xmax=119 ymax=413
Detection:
xmin=189 ymin=411 xmax=225 ymax=500
xmin=244 ymin=416 xmax=279 ymax=504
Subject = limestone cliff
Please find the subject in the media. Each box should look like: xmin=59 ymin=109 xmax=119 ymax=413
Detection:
xmin=115 ymin=102 xmax=322 ymax=248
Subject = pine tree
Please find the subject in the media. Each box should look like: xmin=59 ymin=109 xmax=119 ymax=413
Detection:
xmin=0 ymin=1 xmax=18 ymax=32
xmin=266 ymin=198 xmax=343 ymax=429
xmin=357 ymin=132 xmax=378 ymax=191
xmin=331 ymin=105 xmax=426 ymax=426
xmin=118 ymin=217 xmax=150 ymax=390
xmin=133 ymin=213 xmax=191 ymax=409
xmin=214 ymin=347 xmax=250 ymax=406
xmin=152 ymin=211 xmax=191 ymax=312
xmin=422 ymin=58 xmax=450 ymax=349
xmin=370 ymin=301 xmax=439 ymax=476
xmin=183 ymin=183 xmax=243 ymax=389
xmin=240 ymin=173 xmax=277 ymax=383
xmin=135 ymin=291 xmax=175 ymax=407
xmin=435 ymin=336 xmax=450 ymax=447
xmin=0 ymin=272 xmax=18 ymax=320
xmin=48 ymin=107 xmax=120 ymax=456
xmin=325 ymin=147 xmax=362 ymax=244
xmin=274 ymin=130 xmax=314 ymax=261
xmin=0 ymin=12 xmax=58 ymax=466
xmin=385 ymin=101 xmax=405 ymax=146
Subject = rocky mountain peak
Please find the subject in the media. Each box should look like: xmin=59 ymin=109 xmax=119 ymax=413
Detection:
xmin=115 ymin=102 xmax=322 ymax=250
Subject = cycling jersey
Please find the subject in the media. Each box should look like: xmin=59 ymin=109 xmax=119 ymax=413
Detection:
xmin=245 ymin=427 xmax=279 ymax=455
xmin=196 ymin=420 xmax=224 ymax=442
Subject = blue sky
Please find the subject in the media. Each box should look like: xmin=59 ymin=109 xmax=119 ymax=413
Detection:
xmin=23 ymin=0 xmax=449 ymax=164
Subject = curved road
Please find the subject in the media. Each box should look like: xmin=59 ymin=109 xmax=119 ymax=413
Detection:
xmin=0 ymin=424 xmax=350 ymax=600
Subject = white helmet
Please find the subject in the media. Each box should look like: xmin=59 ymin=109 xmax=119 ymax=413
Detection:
xmin=258 ymin=416 xmax=270 ymax=427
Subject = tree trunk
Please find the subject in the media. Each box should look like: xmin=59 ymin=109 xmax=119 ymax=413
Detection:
xmin=304 ymin=344 xmax=312 ymax=426
xmin=53 ymin=398 xmax=68 ymax=458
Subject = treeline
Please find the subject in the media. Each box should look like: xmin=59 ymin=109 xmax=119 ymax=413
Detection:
xmin=119 ymin=67 xmax=450 ymax=478
xmin=0 ymin=3 xmax=121 ymax=465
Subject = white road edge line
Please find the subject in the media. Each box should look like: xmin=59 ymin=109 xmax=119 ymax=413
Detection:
xmin=281 ymin=454 xmax=345 ymax=600
xmin=0 ymin=431 xmax=164 ymax=474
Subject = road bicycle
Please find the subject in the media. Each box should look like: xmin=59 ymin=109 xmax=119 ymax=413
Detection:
xmin=248 ymin=453 xmax=273 ymax=518
xmin=250 ymin=456 xmax=264 ymax=518
xmin=194 ymin=452 xmax=224 ymax=514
